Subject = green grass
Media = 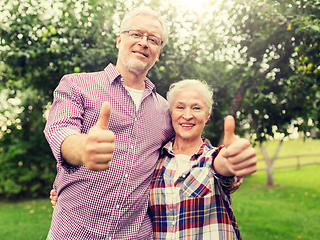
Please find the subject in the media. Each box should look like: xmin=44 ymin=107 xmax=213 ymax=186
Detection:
xmin=232 ymin=165 xmax=320 ymax=240
xmin=0 ymin=198 xmax=52 ymax=240
xmin=0 ymin=139 xmax=319 ymax=240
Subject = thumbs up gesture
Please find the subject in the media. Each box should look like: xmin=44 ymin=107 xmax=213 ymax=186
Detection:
xmin=82 ymin=101 xmax=115 ymax=171
xmin=214 ymin=115 xmax=257 ymax=177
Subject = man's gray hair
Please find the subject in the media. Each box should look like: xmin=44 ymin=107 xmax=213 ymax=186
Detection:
xmin=120 ymin=6 xmax=169 ymax=46
xmin=166 ymin=79 xmax=214 ymax=115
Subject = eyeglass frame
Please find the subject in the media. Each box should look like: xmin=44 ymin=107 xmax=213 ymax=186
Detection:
xmin=121 ymin=30 xmax=163 ymax=46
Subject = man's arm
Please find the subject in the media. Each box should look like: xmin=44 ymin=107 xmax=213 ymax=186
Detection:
xmin=61 ymin=102 xmax=115 ymax=171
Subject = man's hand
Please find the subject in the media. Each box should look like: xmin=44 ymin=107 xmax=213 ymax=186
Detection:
xmin=82 ymin=101 xmax=115 ymax=171
xmin=222 ymin=115 xmax=257 ymax=177
xmin=61 ymin=101 xmax=115 ymax=171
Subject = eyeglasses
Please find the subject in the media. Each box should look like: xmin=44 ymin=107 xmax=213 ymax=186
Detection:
xmin=122 ymin=30 xmax=163 ymax=46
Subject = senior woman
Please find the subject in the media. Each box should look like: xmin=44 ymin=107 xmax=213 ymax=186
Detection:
xmin=148 ymin=79 xmax=257 ymax=240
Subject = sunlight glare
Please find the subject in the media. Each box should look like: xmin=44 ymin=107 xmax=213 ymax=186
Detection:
xmin=168 ymin=0 xmax=223 ymax=15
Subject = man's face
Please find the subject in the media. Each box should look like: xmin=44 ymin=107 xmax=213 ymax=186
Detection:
xmin=116 ymin=14 xmax=163 ymax=76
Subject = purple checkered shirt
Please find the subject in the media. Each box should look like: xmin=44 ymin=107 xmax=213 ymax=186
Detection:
xmin=44 ymin=63 xmax=174 ymax=240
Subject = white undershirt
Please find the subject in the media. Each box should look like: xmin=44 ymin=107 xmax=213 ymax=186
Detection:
xmin=174 ymin=154 xmax=192 ymax=181
xmin=125 ymin=86 xmax=144 ymax=111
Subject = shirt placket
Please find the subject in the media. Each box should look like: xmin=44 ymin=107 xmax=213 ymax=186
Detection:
xmin=108 ymin=87 xmax=139 ymax=240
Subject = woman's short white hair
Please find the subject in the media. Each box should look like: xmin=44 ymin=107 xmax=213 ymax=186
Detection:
xmin=166 ymin=79 xmax=214 ymax=115
xmin=120 ymin=6 xmax=169 ymax=47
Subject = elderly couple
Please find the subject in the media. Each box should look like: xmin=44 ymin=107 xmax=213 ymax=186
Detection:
xmin=44 ymin=6 xmax=257 ymax=240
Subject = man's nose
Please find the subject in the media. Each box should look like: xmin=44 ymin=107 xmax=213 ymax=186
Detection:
xmin=138 ymin=35 xmax=149 ymax=47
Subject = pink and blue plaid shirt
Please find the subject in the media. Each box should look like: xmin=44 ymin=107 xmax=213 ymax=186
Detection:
xmin=149 ymin=138 xmax=242 ymax=240
xmin=44 ymin=63 xmax=174 ymax=240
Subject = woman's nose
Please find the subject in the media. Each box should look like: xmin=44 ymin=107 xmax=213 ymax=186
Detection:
xmin=182 ymin=109 xmax=193 ymax=119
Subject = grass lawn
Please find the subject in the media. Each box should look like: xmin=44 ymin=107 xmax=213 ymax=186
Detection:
xmin=0 ymin=139 xmax=319 ymax=239
xmin=0 ymin=198 xmax=52 ymax=240
xmin=232 ymin=165 xmax=320 ymax=240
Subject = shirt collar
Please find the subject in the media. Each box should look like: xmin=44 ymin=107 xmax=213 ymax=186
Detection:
xmin=104 ymin=63 xmax=157 ymax=94
xmin=162 ymin=138 xmax=214 ymax=159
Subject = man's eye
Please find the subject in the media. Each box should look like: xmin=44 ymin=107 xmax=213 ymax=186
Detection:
xmin=131 ymin=32 xmax=141 ymax=37
xmin=149 ymin=37 xmax=157 ymax=43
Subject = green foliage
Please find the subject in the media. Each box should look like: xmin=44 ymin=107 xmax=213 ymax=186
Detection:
xmin=1 ymin=0 xmax=320 ymax=198
xmin=0 ymin=0 xmax=121 ymax=199
xmin=219 ymin=0 xmax=320 ymax=143
xmin=0 ymin=0 xmax=229 ymax=198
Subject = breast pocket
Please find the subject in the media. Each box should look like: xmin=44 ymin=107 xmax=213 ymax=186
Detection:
xmin=180 ymin=168 xmax=213 ymax=198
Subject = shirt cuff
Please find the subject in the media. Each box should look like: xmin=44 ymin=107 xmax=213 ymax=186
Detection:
xmin=211 ymin=145 xmax=236 ymax=187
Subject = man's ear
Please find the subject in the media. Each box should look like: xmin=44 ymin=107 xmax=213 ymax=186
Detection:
xmin=116 ymin=34 xmax=121 ymax=49
xmin=156 ymin=48 xmax=162 ymax=61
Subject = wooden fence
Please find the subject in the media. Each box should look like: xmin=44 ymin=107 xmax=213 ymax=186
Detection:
xmin=256 ymin=154 xmax=320 ymax=171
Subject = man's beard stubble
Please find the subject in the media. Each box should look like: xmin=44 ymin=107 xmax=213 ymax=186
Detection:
xmin=119 ymin=53 xmax=151 ymax=76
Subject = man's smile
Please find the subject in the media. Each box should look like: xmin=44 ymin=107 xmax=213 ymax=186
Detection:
xmin=133 ymin=50 xmax=149 ymax=58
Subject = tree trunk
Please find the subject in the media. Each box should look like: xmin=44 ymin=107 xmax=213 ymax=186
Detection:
xmin=260 ymin=142 xmax=274 ymax=186
xmin=218 ymin=81 xmax=248 ymax=146
xmin=260 ymin=140 xmax=284 ymax=186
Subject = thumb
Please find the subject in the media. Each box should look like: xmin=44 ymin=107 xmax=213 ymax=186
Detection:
xmin=96 ymin=101 xmax=111 ymax=130
xmin=223 ymin=115 xmax=236 ymax=147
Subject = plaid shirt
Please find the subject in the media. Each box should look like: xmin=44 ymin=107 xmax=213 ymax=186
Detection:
xmin=149 ymin=138 xmax=242 ymax=240
xmin=44 ymin=64 xmax=173 ymax=240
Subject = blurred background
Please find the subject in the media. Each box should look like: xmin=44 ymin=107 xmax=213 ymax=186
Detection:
xmin=0 ymin=0 xmax=319 ymax=239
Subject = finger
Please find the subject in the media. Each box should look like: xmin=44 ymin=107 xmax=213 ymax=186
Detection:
xmin=94 ymin=142 xmax=115 ymax=154
xmin=224 ymin=138 xmax=252 ymax=158
xmin=227 ymin=145 xmax=256 ymax=163
xmin=224 ymin=115 xmax=236 ymax=147
xmin=86 ymin=160 xmax=112 ymax=171
xmin=50 ymin=189 xmax=57 ymax=196
xmin=51 ymin=200 xmax=56 ymax=208
xmin=233 ymin=164 xmax=257 ymax=177
xmin=96 ymin=101 xmax=111 ymax=130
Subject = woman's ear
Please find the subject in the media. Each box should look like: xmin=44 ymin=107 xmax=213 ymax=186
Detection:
xmin=205 ymin=109 xmax=212 ymax=123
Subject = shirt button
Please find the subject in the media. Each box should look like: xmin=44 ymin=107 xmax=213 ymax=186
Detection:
xmin=135 ymin=118 xmax=137 ymax=121
xmin=116 ymin=205 xmax=120 ymax=209
xmin=131 ymin=145 xmax=133 ymax=149
xmin=125 ymin=174 xmax=128 ymax=178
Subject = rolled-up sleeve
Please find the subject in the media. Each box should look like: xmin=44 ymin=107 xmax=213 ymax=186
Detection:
xmin=43 ymin=74 xmax=84 ymax=170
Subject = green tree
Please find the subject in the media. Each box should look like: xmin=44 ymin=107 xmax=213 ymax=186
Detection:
xmin=0 ymin=0 xmax=228 ymax=199
xmin=215 ymin=0 xmax=320 ymax=186
xmin=0 ymin=0 xmax=120 ymax=198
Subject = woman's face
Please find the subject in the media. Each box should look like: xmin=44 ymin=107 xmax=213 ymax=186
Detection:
xmin=170 ymin=87 xmax=210 ymax=143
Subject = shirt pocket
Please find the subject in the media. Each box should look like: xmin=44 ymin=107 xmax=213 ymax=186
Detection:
xmin=180 ymin=168 xmax=212 ymax=198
